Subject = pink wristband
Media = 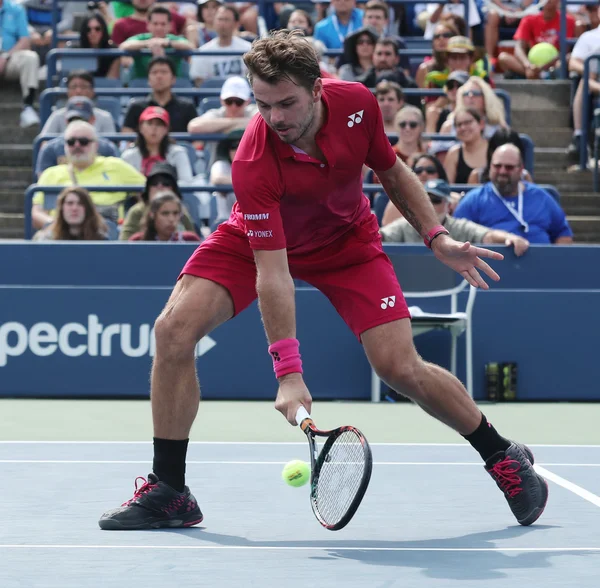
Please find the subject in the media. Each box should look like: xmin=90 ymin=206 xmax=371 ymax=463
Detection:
xmin=424 ymin=224 xmax=450 ymax=249
xmin=268 ymin=338 xmax=303 ymax=379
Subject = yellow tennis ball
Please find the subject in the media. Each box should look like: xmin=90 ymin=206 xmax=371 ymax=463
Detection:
xmin=282 ymin=460 xmax=310 ymax=487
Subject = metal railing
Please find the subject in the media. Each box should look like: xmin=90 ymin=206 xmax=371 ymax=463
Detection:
xmin=580 ymin=53 xmax=600 ymax=171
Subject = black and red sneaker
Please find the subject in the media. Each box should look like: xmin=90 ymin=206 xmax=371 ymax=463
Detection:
xmin=486 ymin=443 xmax=548 ymax=526
xmin=98 ymin=474 xmax=203 ymax=530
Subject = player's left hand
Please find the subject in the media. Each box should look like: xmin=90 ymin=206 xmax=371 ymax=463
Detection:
xmin=431 ymin=234 xmax=503 ymax=289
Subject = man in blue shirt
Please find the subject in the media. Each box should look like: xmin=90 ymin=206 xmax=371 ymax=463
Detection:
xmin=314 ymin=0 xmax=364 ymax=49
xmin=454 ymin=144 xmax=574 ymax=244
xmin=0 ymin=0 xmax=41 ymax=127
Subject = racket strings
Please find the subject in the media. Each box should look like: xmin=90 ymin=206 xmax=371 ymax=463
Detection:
xmin=312 ymin=430 xmax=367 ymax=526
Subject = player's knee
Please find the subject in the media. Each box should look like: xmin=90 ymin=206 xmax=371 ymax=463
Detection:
xmin=154 ymin=313 xmax=197 ymax=360
xmin=373 ymin=356 xmax=421 ymax=396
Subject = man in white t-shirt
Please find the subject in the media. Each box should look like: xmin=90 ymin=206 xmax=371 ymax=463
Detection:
xmin=567 ymin=7 xmax=600 ymax=162
xmin=424 ymin=0 xmax=481 ymax=40
xmin=189 ymin=5 xmax=252 ymax=86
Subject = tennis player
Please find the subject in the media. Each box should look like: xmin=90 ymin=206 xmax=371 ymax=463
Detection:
xmin=99 ymin=30 xmax=548 ymax=531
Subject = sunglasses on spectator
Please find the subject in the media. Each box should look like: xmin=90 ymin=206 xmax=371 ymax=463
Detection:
xmin=492 ymin=163 xmax=517 ymax=171
xmin=429 ymin=196 xmax=445 ymax=204
xmin=463 ymin=90 xmax=484 ymax=98
xmin=433 ymin=32 xmax=454 ymax=40
xmin=399 ymin=121 xmax=419 ymax=129
xmin=224 ymin=98 xmax=245 ymax=107
xmin=150 ymin=177 xmax=175 ymax=187
xmin=87 ymin=26 xmax=102 ymax=32
xmin=446 ymin=82 xmax=462 ymax=91
xmin=357 ymin=38 xmax=374 ymax=45
xmin=66 ymin=137 xmax=95 ymax=147
xmin=414 ymin=165 xmax=437 ymax=175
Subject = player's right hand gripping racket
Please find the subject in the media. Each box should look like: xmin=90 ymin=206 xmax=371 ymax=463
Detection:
xmin=295 ymin=406 xmax=373 ymax=531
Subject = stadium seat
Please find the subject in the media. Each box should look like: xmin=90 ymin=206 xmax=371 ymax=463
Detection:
xmin=104 ymin=219 xmax=119 ymax=240
xmin=59 ymin=56 xmax=98 ymax=75
xmin=93 ymin=78 xmax=122 ymax=88
xmin=177 ymin=142 xmax=198 ymax=171
xmin=200 ymin=77 xmax=229 ymax=89
xmin=198 ymin=96 xmax=221 ymax=115
xmin=95 ymin=97 xmax=122 ymax=130
xmin=373 ymin=192 xmax=389 ymax=226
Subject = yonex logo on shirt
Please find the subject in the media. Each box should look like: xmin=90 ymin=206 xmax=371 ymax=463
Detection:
xmin=247 ymin=230 xmax=273 ymax=238
xmin=347 ymin=110 xmax=364 ymax=128
xmin=380 ymin=296 xmax=396 ymax=309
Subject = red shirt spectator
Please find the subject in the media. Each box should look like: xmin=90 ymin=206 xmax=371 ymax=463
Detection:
xmin=112 ymin=11 xmax=187 ymax=45
xmin=514 ymin=11 xmax=575 ymax=49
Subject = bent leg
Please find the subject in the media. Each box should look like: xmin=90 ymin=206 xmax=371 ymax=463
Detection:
xmin=362 ymin=318 xmax=481 ymax=434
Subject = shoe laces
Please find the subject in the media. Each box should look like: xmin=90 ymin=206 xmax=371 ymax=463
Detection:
xmin=122 ymin=476 xmax=158 ymax=506
xmin=489 ymin=457 xmax=523 ymax=498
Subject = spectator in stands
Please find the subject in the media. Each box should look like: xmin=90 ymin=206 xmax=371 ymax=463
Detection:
xmin=129 ymin=191 xmax=201 ymax=241
xmin=188 ymin=75 xmax=256 ymax=133
xmin=393 ymin=106 xmax=427 ymax=163
xmin=381 ymin=179 xmax=530 ymax=255
xmin=382 ymin=152 xmax=451 ymax=225
xmin=41 ymin=72 xmax=116 ymax=134
xmin=497 ymin=0 xmax=577 ymax=79
xmin=484 ymin=0 xmax=533 ymax=62
xmin=355 ymin=38 xmax=419 ymax=102
xmin=338 ymin=27 xmax=378 ymax=81
xmin=0 ymin=0 xmax=40 ymax=127
xmin=185 ymin=0 xmax=220 ymax=47
xmin=121 ymin=106 xmax=194 ymax=180
xmin=444 ymin=107 xmax=489 ymax=183
xmin=209 ymin=129 xmax=243 ymax=224
xmin=122 ymin=56 xmax=198 ymax=133
xmin=423 ymin=0 xmax=481 ymax=40
xmin=33 ymin=187 xmax=109 ymax=241
xmin=567 ymin=7 xmax=600 ymax=162
xmin=120 ymin=162 xmax=197 ymax=240
xmin=454 ymin=144 xmax=574 ymax=243
xmin=33 ymin=121 xmax=145 ymax=229
xmin=361 ymin=1 xmax=408 ymax=69
xmin=79 ymin=12 xmax=120 ymax=79
xmin=416 ymin=21 xmax=458 ymax=88
xmin=375 ymin=80 xmax=405 ymax=133
xmin=468 ymin=127 xmax=533 ymax=184
xmin=111 ymin=0 xmax=188 ymax=46
xmin=313 ymin=0 xmax=364 ymax=50
xmin=189 ymin=5 xmax=252 ymax=86
xmin=430 ymin=36 xmax=489 ymax=87
xmin=425 ymin=70 xmax=468 ymax=133
xmin=36 ymin=97 xmax=119 ymax=178
xmin=120 ymin=5 xmax=193 ymax=80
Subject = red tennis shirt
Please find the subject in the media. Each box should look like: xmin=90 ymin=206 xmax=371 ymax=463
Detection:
xmin=229 ymin=78 xmax=398 ymax=256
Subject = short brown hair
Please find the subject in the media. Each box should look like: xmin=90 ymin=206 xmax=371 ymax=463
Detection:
xmin=364 ymin=0 xmax=389 ymax=20
xmin=243 ymin=29 xmax=321 ymax=91
xmin=375 ymin=80 xmax=403 ymax=102
xmin=148 ymin=5 xmax=171 ymax=21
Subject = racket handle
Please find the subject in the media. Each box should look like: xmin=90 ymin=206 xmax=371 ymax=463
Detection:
xmin=295 ymin=405 xmax=312 ymax=429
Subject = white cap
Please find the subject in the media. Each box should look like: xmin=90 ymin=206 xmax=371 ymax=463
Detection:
xmin=220 ymin=76 xmax=251 ymax=101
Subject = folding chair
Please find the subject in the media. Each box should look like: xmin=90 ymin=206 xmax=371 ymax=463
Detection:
xmin=371 ymin=251 xmax=477 ymax=400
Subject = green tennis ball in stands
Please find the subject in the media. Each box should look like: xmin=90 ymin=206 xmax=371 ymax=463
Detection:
xmin=282 ymin=460 xmax=310 ymax=487
xmin=527 ymin=43 xmax=558 ymax=67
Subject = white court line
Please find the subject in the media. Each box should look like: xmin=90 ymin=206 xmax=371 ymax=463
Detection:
xmin=2 ymin=460 xmax=600 ymax=467
xmin=535 ymin=465 xmax=600 ymax=508
xmin=1 ymin=441 xmax=600 ymax=448
xmin=0 ymin=545 xmax=599 ymax=552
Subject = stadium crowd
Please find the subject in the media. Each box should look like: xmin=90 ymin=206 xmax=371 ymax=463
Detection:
xmin=2 ymin=0 xmax=597 ymax=243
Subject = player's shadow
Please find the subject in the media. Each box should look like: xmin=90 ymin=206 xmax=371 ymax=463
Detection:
xmin=162 ymin=524 xmax=597 ymax=580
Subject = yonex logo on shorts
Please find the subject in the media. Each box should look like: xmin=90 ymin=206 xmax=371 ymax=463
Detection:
xmin=244 ymin=213 xmax=269 ymax=220
xmin=347 ymin=110 xmax=364 ymax=128
xmin=380 ymin=296 xmax=396 ymax=310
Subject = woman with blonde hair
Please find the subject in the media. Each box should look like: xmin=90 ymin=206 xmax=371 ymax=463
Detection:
xmin=34 ymin=187 xmax=108 ymax=241
xmin=393 ymin=106 xmax=427 ymax=162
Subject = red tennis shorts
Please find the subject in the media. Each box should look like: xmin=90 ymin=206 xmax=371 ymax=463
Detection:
xmin=180 ymin=214 xmax=410 ymax=341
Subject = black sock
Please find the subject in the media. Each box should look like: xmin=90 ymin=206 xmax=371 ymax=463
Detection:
xmin=463 ymin=413 xmax=511 ymax=465
xmin=24 ymin=89 xmax=35 ymax=107
xmin=152 ymin=437 xmax=189 ymax=492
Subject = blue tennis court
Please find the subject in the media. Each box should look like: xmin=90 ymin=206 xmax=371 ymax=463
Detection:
xmin=2 ymin=440 xmax=599 ymax=587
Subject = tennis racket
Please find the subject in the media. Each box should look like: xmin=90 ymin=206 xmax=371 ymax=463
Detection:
xmin=295 ymin=405 xmax=373 ymax=531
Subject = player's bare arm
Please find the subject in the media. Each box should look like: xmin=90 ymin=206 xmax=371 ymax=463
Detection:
xmin=377 ymin=158 xmax=505 ymax=289
xmin=254 ymin=249 xmax=312 ymax=424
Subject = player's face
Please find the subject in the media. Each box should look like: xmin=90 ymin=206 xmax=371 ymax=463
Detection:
xmin=252 ymin=76 xmax=322 ymax=145
xmin=490 ymin=148 xmax=523 ymax=196
xmin=62 ymin=193 xmax=86 ymax=226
